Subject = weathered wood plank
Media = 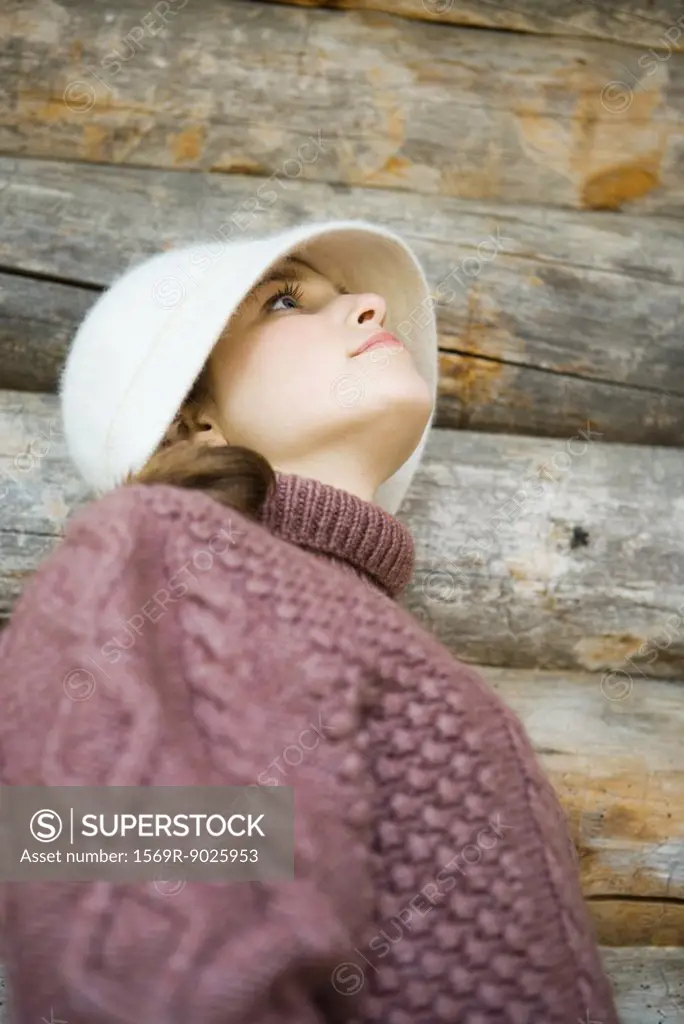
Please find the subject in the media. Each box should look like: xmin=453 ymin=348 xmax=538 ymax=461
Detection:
xmin=600 ymin=947 xmax=684 ymax=1023
xmin=3 ymin=393 xmax=684 ymax=681
xmin=257 ymin=0 xmax=684 ymax=51
xmin=590 ymin=900 xmax=684 ymax=947
xmin=1 ymin=158 xmax=683 ymax=444
xmin=482 ymin=667 xmax=684 ymax=944
xmin=405 ymin=429 xmax=684 ymax=680
xmin=0 ymin=273 xmax=95 ymax=392
xmin=439 ymin=352 xmax=684 ymax=446
xmin=2 ymin=0 xmax=684 ymax=213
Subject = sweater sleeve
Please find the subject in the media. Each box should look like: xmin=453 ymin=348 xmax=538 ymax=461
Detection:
xmin=0 ymin=485 xmax=376 ymax=1024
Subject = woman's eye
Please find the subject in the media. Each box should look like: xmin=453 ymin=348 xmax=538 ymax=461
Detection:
xmin=266 ymin=282 xmax=304 ymax=313
xmin=270 ymin=293 xmax=298 ymax=312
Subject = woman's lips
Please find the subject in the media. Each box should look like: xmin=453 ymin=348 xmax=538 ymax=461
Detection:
xmin=352 ymin=331 xmax=405 ymax=357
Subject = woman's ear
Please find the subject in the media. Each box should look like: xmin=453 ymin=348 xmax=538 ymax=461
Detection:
xmin=193 ymin=401 xmax=230 ymax=447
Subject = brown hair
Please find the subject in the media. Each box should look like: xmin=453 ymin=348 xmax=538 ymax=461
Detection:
xmin=123 ymin=362 xmax=276 ymax=522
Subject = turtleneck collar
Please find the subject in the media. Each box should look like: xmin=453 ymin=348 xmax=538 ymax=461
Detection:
xmin=258 ymin=471 xmax=415 ymax=599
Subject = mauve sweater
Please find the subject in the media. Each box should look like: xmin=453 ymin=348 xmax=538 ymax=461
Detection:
xmin=0 ymin=472 xmax=619 ymax=1024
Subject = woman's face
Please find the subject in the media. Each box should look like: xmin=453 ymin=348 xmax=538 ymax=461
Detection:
xmin=201 ymin=253 xmax=434 ymax=492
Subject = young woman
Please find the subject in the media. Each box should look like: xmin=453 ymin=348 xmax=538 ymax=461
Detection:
xmin=0 ymin=220 xmax=619 ymax=1024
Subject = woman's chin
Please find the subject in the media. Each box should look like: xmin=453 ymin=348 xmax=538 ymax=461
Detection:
xmin=363 ymin=374 xmax=433 ymax=420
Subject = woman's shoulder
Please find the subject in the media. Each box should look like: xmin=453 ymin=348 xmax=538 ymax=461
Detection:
xmin=62 ymin=481 xmax=256 ymax=549
xmin=50 ymin=482 xmax=267 ymax=582
xmin=5 ymin=483 xmax=259 ymax=637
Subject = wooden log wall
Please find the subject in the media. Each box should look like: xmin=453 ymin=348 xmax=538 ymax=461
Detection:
xmin=3 ymin=0 xmax=684 ymax=216
xmin=1 ymin=0 xmax=683 ymax=1015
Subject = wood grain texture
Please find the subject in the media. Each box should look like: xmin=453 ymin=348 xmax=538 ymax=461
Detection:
xmin=1 ymin=158 xmax=683 ymax=444
xmin=600 ymin=947 xmax=684 ymax=1023
xmin=2 ymin=0 xmax=684 ymax=213
xmin=482 ymin=667 xmax=684 ymax=944
xmin=0 ymin=273 xmax=96 ymax=392
xmin=404 ymin=428 xmax=684 ymax=680
xmin=589 ymin=900 xmax=684 ymax=947
xmin=257 ymin=0 xmax=684 ymax=51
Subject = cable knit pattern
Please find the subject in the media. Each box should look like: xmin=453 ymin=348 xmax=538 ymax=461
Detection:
xmin=0 ymin=476 xmax=619 ymax=1024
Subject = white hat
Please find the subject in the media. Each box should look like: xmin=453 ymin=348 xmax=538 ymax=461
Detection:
xmin=59 ymin=219 xmax=438 ymax=515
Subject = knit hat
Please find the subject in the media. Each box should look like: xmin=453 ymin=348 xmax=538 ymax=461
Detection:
xmin=59 ymin=219 xmax=438 ymax=515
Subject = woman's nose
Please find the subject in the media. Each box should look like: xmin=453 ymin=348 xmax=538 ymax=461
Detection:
xmin=348 ymin=292 xmax=387 ymax=329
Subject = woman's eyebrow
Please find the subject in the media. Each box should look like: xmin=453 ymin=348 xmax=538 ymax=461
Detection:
xmin=251 ymin=256 xmax=349 ymax=295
